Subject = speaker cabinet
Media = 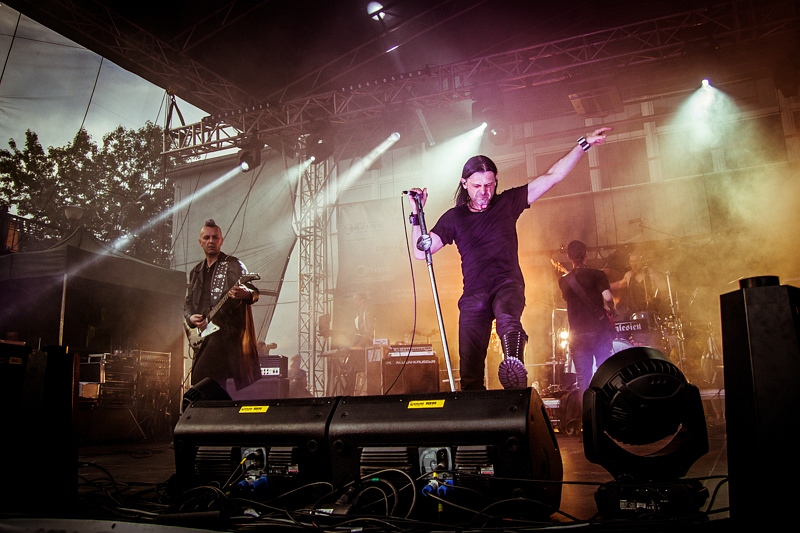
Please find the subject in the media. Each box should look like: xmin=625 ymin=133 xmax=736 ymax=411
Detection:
xmin=720 ymin=277 xmax=800 ymax=527
xmin=171 ymin=388 xmax=562 ymax=521
xmin=328 ymin=388 xmax=563 ymax=520
xmin=364 ymin=345 xmax=386 ymax=395
xmin=0 ymin=344 xmax=77 ymax=513
xmin=568 ymin=86 xmax=624 ymax=118
xmin=382 ymin=355 xmax=438 ymax=394
xmin=231 ymin=376 xmax=290 ymax=400
xmin=172 ymin=397 xmax=337 ymax=503
xmin=259 ymin=355 xmax=288 ymax=378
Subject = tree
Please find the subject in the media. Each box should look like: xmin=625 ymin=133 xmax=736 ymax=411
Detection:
xmin=0 ymin=122 xmax=180 ymax=266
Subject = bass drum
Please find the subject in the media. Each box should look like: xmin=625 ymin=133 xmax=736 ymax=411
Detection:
xmin=612 ymin=338 xmax=635 ymax=354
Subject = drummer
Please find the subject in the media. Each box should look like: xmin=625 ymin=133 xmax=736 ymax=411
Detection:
xmin=609 ymin=252 xmax=668 ymax=328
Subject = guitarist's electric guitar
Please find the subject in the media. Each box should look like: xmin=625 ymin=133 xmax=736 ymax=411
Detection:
xmin=185 ymin=273 xmax=260 ymax=350
xmin=551 ymin=258 xmax=569 ymax=276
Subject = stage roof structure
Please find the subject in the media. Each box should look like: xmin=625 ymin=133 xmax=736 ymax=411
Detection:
xmin=5 ymin=0 xmax=799 ymax=160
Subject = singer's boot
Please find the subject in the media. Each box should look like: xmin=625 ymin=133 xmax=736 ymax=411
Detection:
xmin=498 ymin=331 xmax=528 ymax=389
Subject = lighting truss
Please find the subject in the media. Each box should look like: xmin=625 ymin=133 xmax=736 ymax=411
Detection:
xmin=161 ymin=0 xmax=800 ymax=159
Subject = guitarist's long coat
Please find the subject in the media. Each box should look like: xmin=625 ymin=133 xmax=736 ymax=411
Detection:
xmin=184 ymin=253 xmax=261 ymax=391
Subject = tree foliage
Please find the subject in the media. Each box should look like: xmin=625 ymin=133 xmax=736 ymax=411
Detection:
xmin=0 ymin=123 xmax=180 ymax=266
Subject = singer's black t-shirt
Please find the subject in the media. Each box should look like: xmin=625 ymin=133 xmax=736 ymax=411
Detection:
xmin=430 ymin=185 xmax=530 ymax=296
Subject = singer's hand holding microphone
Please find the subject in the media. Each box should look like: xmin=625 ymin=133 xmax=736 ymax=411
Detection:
xmin=403 ymin=187 xmax=427 ymax=211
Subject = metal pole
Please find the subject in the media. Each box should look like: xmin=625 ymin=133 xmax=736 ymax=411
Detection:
xmin=415 ymin=201 xmax=455 ymax=392
xmin=59 ymin=273 xmax=67 ymax=346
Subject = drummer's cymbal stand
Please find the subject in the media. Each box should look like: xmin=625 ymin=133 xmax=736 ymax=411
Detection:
xmin=546 ymin=308 xmax=568 ymax=394
xmin=664 ymin=271 xmax=687 ymax=374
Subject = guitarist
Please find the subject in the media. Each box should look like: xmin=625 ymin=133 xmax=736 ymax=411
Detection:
xmin=184 ymin=219 xmax=261 ymax=393
xmin=557 ymin=240 xmax=616 ymax=430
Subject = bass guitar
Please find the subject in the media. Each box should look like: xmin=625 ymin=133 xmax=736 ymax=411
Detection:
xmin=184 ymin=272 xmax=260 ymax=350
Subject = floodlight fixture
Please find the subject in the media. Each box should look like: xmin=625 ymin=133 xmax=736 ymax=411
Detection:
xmin=472 ymin=85 xmax=508 ymax=145
xmin=583 ymin=346 xmax=710 ymax=517
xmin=238 ymin=142 xmax=263 ymax=172
xmin=367 ymin=2 xmax=385 ymax=21
xmin=307 ymin=121 xmax=334 ymax=163
xmin=488 ymin=125 xmax=509 ymax=146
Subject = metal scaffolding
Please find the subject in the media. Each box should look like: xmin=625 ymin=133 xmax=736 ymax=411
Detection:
xmin=296 ymin=158 xmax=334 ymax=396
xmin=158 ymin=0 xmax=799 ymax=159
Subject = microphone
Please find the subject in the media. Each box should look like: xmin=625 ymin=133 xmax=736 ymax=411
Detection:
xmin=403 ymin=190 xmax=419 ymax=197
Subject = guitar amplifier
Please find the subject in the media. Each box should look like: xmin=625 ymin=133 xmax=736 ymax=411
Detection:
xmin=259 ymin=355 xmax=288 ymax=378
xmin=382 ymin=354 xmax=438 ymax=394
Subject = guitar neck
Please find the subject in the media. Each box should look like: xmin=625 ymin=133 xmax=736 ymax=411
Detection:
xmin=204 ymin=273 xmax=259 ymax=321
xmin=206 ymin=293 xmax=231 ymax=322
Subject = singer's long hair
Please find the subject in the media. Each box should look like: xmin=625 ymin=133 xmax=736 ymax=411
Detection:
xmin=453 ymin=155 xmax=498 ymax=207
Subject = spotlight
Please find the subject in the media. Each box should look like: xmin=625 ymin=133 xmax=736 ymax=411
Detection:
xmin=367 ymin=1 xmax=385 ymax=21
xmin=488 ymin=126 xmax=509 ymax=146
xmin=307 ymin=121 xmax=334 ymax=163
xmin=238 ymin=142 xmax=263 ymax=172
xmin=583 ymin=346 xmax=709 ymax=517
xmin=472 ymin=86 xmax=508 ymax=145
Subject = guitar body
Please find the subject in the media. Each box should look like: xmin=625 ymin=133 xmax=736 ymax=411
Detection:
xmin=184 ymin=323 xmax=204 ymax=350
xmin=184 ymin=321 xmax=221 ymax=350
xmin=184 ymin=272 xmax=260 ymax=351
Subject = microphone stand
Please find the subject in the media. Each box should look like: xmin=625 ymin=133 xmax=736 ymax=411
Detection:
xmin=413 ymin=197 xmax=456 ymax=392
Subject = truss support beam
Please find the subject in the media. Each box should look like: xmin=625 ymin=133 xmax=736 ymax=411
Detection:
xmin=297 ymin=159 xmax=333 ymax=396
xmin=161 ymin=0 xmax=799 ymax=159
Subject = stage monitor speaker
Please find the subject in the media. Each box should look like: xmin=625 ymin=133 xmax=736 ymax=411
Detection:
xmin=382 ymin=354 xmax=438 ymax=394
xmin=172 ymin=396 xmax=339 ymax=503
xmin=328 ymin=388 xmax=563 ymax=521
xmin=182 ymin=376 xmax=231 ymax=412
xmin=720 ymin=276 xmax=800 ymax=527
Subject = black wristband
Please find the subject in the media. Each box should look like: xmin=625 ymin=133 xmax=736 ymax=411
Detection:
xmin=577 ymin=136 xmax=591 ymax=152
xmin=409 ymin=214 xmax=420 ymax=226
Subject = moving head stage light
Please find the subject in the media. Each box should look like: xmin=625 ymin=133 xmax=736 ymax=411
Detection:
xmin=170 ymin=388 xmax=562 ymax=524
xmin=582 ymin=346 xmax=709 ymax=518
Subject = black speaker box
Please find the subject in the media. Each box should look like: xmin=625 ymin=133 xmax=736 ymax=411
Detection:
xmin=232 ymin=376 xmax=290 ymax=400
xmin=382 ymin=354 xmax=438 ymax=394
xmin=720 ymin=276 xmax=800 ymax=527
xmin=328 ymin=388 xmax=563 ymax=519
xmin=0 ymin=344 xmax=77 ymax=514
xmin=364 ymin=345 xmax=386 ymax=395
xmin=171 ymin=388 xmax=563 ymax=521
xmin=172 ymin=396 xmax=338 ymax=502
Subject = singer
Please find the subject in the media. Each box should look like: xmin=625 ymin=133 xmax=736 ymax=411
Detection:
xmin=406 ymin=128 xmax=612 ymax=390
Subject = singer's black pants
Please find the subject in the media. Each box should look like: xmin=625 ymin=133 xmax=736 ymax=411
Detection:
xmin=457 ymin=281 xmax=527 ymax=390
